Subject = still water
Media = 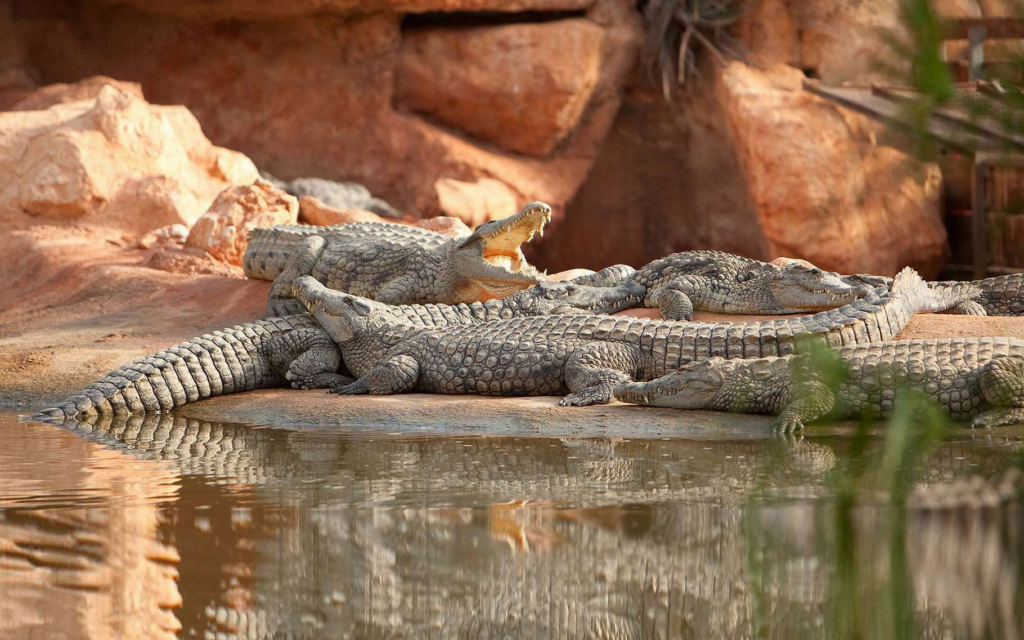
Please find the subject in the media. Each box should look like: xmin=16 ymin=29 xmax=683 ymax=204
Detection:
xmin=1 ymin=410 xmax=1022 ymax=640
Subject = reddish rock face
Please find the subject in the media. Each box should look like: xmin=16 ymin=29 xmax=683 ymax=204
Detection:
xmin=185 ymin=179 xmax=298 ymax=266
xmin=0 ymin=84 xmax=258 ymax=236
xmin=92 ymin=0 xmax=596 ymax=20
xmin=3 ymin=75 xmax=144 ymax=112
xmin=396 ymin=19 xmax=605 ymax=158
xmin=298 ymin=196 xmax=389 ymax=226
xmin=717 ymin=62 xmax=949 ymax=278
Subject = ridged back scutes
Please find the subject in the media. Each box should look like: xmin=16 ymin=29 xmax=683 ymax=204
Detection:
xmin=243 ymin=222 xmax=452 ymax=279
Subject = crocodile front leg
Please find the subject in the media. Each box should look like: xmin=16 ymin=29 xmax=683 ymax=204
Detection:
xmin=972 ymin=356 xmax=1024 ymax=428
xmin=560 ymin=343 xmax=639 ymax=406
xmin=376 ymin=275 xmax=424 ymax=305
xmin=329 ymin=355 xmax=420 ymax=395
xmin=650 ymin=276 xmax=702 ymax=321
xmin=264 ymin=328 xmax=353 ymax=390
xmin=775 ymin=381 xmax=835 ymax=434
xmin=267 ymin=236 xmax=327 ymax=317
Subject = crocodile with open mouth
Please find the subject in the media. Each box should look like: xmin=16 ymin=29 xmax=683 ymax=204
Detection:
xmin=243 ymin=201 xmax=552 ymax=316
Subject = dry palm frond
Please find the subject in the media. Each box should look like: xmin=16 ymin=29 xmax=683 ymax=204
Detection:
xmin=642 ymin=0 xmax=760 ymax=101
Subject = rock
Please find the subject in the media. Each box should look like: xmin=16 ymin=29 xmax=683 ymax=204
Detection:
xmin=548 ymin=268 xmax=595 ymax=281
xmin=136 ymin=224 xmax=189 ymax=249
xmin=434 ymin=177 xmax=521 ymax=228
xmin=11 ymin=1 xmax=640 ymax=225
xmin=717 ymin=62 xmax=948 ymax=278
xmin=531 ymin=82 xmax=770 ymax=272
xmin=298 ymin=196 xmax=388 ymax=226
xmin=185 ymin=180 xmax=298 ymax=266
xmin=770 ymin=256 xmax=817 ymax=269
xmin=4 ymin=75 xmax=144 ymax=112
xmin=396 ymin=19 xmax=605 ymax=158
xmin=266 ymin=173 xmax=402 ymax=218
xmin=92 ymin=0 xmax=595 ymax=21
xmin=0 ymin=84 xmax=259 ymax=235
xmin=736 ymin=0 xmax=911 ymax=85
xmin=415 ymin=216 xmax=472 ymax=238
xmin=931 ymin=0 xmax=982 ymax=18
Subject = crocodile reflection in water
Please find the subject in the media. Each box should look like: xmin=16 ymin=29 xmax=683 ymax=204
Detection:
xmin=18 ymin=413 xmax=1021 ymax=639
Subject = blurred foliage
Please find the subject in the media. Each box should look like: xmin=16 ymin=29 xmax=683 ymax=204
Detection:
xmin=878 ymin=0 xmax=1024 ymax=159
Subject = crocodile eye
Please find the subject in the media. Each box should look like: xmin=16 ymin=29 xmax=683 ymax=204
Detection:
xmin=737 ymin=274 xmax=748 ymax=283
xmin=565 ymin=285 xmax=579 ymax=296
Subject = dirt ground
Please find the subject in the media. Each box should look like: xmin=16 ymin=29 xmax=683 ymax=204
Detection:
xmin=3 ymin=226 xmax=1023 ymax=426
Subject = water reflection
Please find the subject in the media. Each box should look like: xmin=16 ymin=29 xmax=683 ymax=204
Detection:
xmin=0 ymin=412 xmax=1022 ymax=639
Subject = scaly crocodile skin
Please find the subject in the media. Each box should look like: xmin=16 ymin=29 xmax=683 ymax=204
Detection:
xmin=615 ymin=337 xmax=1024 ymax=432
xmin=297 ymin=268 xmax=944 ymax=406
xmin=626 ymin=250 xmax=873 ymax=319
xmin=243 ymin=202 xmax=550 ymax=314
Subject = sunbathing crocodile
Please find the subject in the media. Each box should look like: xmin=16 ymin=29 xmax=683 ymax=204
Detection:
xmin=295 ymin=268 xmax=959 ymax=407
xmin=622 ymin=250 xmax=874 ymax=320
xmin=843 ymin=272 xmax=1024 ymax=317
xmin=243 ymin=201 xmax=552 ymax=316
xmin=590 ymin=250 xmax=1023 ymax=319
xmin=29 ymin=276 xmax=644 ymax=422
xmin=614 ymin=337 xmax=1024 ymax=432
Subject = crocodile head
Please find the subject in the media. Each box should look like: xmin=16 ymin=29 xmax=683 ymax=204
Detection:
xmin=614 ymin=359 xmax=729 ymax=410
xmin=450 ymin=201 xmax=552 ymax=301
xmin=511 ymin=280 xmax=646 ymax=316
xmin=293 ymin=276 xmax=379 ymax=342
xmin=767 ymin=263 xmax=873 ymax=312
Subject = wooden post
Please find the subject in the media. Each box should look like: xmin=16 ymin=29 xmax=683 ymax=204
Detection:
xmin=973 ymin=158 xmax=988 ymax=280
xmin=969 ymin=25 xmax=986 ymax=80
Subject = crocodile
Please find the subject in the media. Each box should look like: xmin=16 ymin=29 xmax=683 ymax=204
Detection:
xmin=843 ymin=271 xmax=1024 ymax=317
xmin=29 ymin=276 xmax=645 ymax=422
xmin=243 ymin=201 xmax=552 ymax=316
xmin=587 ymin=250 xmax=1023 ymax=320
xmin=621 ymin=250 xmax=876 ymax=320
xmin=294 ymin=267 xmax=960 ymax=407
xmin=614 ymin=337 xmax=1024 ymax=432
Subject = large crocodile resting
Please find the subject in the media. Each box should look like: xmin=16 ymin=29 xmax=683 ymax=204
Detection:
xmin=590 ymin=250 xmax=1020 ymax=319
xmin=294 ymin=268 xmax=963 ymax=407
xmin=844 ymin=272 xmax=1024 ymax=317
xmin=29 ymin=277 xmax=645 ymax=422
xmin=614 ymin=337 xmax=1024 ymax=432
xmin=243 ymin=201 xmax=552 ymax=315
xmin=622 ymin=250 xmax=875 ymax=320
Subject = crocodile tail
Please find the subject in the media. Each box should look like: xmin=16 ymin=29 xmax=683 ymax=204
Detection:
xmin=243 ymin=226 xmax=324 ymax=280
xmin=30 ymin=317 xmax=311 ymax=423
xmin=894 ymin=267 xmax=978 ymax=314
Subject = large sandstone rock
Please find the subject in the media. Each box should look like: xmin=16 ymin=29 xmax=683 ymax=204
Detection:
xmin=717 ymin=62 xmax=948 ymax=278
xmin=11 ymin=0 xmax=640 ymax=224
xmin=185 ymin=179 xmax=298 ymax=266
xmin=4 ymin=75 xmax=144 ymax=112
xmin=434 ymin=177 xmax=520 ymax=227
xmin=0 ymin=83 xmax=259 ymax=235
xmin=396 ymin=19 xmax=605 ymax=158
xmin=93 ymin=0 xmax=595 ymax=20
xmin=738 ymin=0 xmax=910 ymax=84
xmin=298 ymin=196 xmax=389 ymax=225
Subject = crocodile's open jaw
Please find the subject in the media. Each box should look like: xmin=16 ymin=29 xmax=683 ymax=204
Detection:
xmin=455 ymin=201 xmax=552 ymax=296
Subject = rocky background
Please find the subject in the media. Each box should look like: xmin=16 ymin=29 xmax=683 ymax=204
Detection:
xmin=1 ymin=0 xmax=1021 ymax=407
xmin=4 ymin=0 xmax=1006 ymax=278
